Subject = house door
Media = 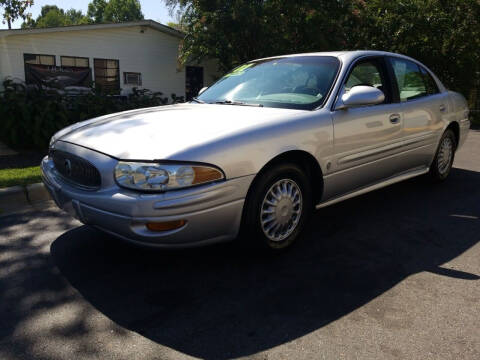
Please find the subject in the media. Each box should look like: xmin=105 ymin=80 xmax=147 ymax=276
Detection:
xmin=186 ymin=66 xmax=204 ymax=101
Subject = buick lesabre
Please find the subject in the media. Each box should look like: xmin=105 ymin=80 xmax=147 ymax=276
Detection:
xmin=42 ymin=51 xmax=470 ymax=250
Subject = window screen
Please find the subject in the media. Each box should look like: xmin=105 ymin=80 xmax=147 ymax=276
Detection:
xmin=24 ymin=54 xmax=55 ymax=66
xmin=94 ymin=58 xmax=120 ymax=93
xmin=61 ymin=56 xmax=89 ymax=68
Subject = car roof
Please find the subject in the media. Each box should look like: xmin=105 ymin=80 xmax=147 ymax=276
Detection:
xmin=252 ymin=50 xmax=447 ymax=93
xmin=254 ymin=50 xmax=414 ymax=62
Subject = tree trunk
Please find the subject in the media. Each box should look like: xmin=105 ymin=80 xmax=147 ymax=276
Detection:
xmin=7 ymin=18 xmax=11 ymax=29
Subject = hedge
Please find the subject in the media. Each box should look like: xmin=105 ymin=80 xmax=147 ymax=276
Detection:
xmin=0 ymin=79 xmax=184 ymax=150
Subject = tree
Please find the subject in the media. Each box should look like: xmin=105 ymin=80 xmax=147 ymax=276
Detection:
xmin=163 ymin=0 xmax=353 ymax=72
xmin=166 ymin=21 xmax=185 ymax=32
xmin=22 ymin=5 xmax=90 ymax=28
xmin=88 ymin=0 xmax=143 ymax=23
xmin=0 ymin=0 xmax=33 ymax=29
xmin=65 ymin=9 xmax=90 ymax=25
xmin=165 ymin=0 xmax=480 ymax=108
xmin=350 ymin=0 xmax=480 ymax=107
xmin=87 ymin=0 xmax=107 ymax=23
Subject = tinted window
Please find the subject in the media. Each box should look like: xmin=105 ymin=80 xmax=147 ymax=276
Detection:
xmin=197 ymin=56 xmax=340 ymax=110
xmin=345 ymin=59 xmax=389 ymax=103
xmin=390 ymin=58 xmax=429 ymax=101
xmin=419 ymin=66 xmax=439 ymax=95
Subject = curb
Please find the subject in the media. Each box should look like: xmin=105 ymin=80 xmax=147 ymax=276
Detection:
xmin=0 ymin=182 xmax=53 ymax=217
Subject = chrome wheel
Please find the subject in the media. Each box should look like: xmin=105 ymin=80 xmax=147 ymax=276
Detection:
xmin=437 ymin=137 xmax=454 ymax=175
xmin=260 ymin=179 xmax=302 ymax=242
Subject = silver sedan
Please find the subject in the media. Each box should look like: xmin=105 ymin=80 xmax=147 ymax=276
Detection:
xmin=42 ymin=51 xmax=470 ymax=250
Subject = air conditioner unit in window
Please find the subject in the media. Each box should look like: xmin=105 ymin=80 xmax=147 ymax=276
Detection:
xmin=124 ymin=72 xmax=142 ymax=86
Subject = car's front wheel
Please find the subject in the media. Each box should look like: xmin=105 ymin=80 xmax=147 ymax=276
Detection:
xmin=240 ymin=163 xmax=313 ymax=250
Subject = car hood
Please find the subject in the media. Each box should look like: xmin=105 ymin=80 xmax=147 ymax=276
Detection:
xmin=55 ymin=103 xmax=305 ymax=160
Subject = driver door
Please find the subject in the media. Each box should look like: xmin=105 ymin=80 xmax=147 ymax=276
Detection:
xmin=326 ymin=57 xmax=405 ymax=200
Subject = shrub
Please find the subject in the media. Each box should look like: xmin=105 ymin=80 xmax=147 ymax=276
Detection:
xmin=0 ymin=79 xmax=185 ymax=150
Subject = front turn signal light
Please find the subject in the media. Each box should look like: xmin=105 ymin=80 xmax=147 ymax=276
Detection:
xmin=146 ymin=220 xmax=186 ymax=232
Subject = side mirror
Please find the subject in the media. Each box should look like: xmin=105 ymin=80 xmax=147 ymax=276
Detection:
xmin=198 ymin=86 xmax=208 ymax=96
xmin=337 ymin=85 xmax=385 ymax=110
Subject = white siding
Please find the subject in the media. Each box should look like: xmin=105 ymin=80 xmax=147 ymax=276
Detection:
xmin=0 ymin=25 xmax=220 ymax=97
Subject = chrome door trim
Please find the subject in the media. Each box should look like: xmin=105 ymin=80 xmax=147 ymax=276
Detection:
xmin=337 ymin=139 xmax=405 ymax=165
xmin=317 ymin=166 xmax=429 ymax=209
xmin=325 ymin=143 xmax=432 ymax=179
xmin=402 ymin=132 xmax=436 ymax=146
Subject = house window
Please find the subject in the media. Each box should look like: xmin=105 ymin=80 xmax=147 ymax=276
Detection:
xmin=61 ymin=56 xmax=89 ymax=68
xmin=124 ymin=72 xmax=142 ymax=86
xmin=24 ymin=53 xmax=56 ymax=84
xmin=24 ymin=53 xmax=56 ymax=66
xmin=94 ymin=58 xmax=120 ymax=93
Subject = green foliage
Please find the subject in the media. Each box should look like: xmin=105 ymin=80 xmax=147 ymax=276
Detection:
xmin=22 ymin=5 xmax=90 ymax=28
xmin=170 ymin=0 xmax=353 ymax=72
xmin=20 ymin=0 xmax=143 ymax=28
xmin=166 ymin=0 xmax=480 ymax=107
xmin=88 ymin=0 xmax=143 ymax=23
xmin=87 ymin=0 xmax=107 ymax=23
xmin=0 ymin=0 xmax=33 ymax=29
xmin=352 ymin=0 xmax=480 ymax=109
xmin=0 ymin=79 xmax=183 ymax=150
xmin=0 ymin=166 xmax=42 ymax=188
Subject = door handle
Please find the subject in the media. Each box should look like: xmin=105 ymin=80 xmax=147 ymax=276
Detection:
xmin=439 ymin=104 xmax=446 ymax=112
xmin=389 ymin=114 xmax=401 ymax=124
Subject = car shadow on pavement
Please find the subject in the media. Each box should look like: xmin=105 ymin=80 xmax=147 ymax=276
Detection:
xmin=50 ymin=168 xmax=480 ymax=359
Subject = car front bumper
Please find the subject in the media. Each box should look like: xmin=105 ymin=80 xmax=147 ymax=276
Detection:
xmin=41 ymin=143 xmax=254 ymax=248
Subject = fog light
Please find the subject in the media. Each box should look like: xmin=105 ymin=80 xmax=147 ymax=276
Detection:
xmin=146 ymin=220 xmax=186 ymax=232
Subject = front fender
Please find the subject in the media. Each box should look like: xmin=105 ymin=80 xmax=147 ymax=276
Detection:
xmin=165 ymin=110 xmax=334 ymax=179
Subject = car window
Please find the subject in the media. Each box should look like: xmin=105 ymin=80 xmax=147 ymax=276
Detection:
xmin=419 ymin=66 xmax=439 ymax=95
xmin=197 ymin=56 xmax=340 ymax=110
xmin=344 ymin=60 xmax=389 ymax=103
xmin=390 ymin=58 xmax=429 ymax=101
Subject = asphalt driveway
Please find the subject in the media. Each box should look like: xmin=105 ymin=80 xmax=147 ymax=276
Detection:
xmin=1 ymin=130 xmax=479 ymax=360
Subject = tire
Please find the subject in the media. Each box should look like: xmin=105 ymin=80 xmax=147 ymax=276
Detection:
xmin=240 ymin=162 xmax=313 ymax=250
xmin=429 ymin=129 xmax=457 ymax=182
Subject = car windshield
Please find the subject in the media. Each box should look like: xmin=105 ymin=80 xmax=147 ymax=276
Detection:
xmin=196 ymin=56 xmax=340 ymax=110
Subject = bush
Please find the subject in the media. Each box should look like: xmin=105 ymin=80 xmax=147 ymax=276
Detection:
xmin=0 ymin=79 xmax=185 ymax=150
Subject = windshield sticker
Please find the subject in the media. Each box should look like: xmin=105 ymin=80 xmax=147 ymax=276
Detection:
xmin=223 ymin=63 xmax=254 ymax=77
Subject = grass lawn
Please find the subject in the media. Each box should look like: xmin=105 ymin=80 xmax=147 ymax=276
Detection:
xmin=0 ymin=166 xmax=42 ymax=188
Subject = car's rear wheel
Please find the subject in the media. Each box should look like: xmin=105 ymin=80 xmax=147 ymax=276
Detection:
xmin=240 ymin=163 xmax=313 ymax=250
xmin=429 ymin=129 xmax=456 ymax=181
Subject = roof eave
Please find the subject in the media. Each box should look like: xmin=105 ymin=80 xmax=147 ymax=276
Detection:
xmin=0 ymin=20 xmax=185 ymax=39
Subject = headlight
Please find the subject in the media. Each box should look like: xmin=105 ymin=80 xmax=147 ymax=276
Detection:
xmin=114 ymin=161 xmax=224 ymax=191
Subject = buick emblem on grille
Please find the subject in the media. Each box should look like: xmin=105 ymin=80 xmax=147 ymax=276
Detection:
xmin=64 ymin=159 xmax=72 ymax=176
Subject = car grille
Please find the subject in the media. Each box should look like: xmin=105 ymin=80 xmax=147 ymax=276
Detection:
xmin=50 ymin=150 xmax=101 ymax=189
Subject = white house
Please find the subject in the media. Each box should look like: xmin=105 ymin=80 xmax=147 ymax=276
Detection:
xmin=0 ymin=20 xmax=220 ymax=100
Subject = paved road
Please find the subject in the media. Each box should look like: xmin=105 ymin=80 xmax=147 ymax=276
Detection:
xmin=1 ymin=130 xmax=479 ymax=360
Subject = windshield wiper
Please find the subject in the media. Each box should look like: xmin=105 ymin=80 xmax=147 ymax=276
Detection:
xmin=191 ymin=97 xmax=206 ymax=104
xmin=214 ymin=100 xmax=263 ymax=107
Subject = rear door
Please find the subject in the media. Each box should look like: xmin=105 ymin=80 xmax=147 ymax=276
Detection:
xmin=387 ymin=57 xmax=447 ymax=169
xmin=327 ymin=56 xmax=405 ymax=200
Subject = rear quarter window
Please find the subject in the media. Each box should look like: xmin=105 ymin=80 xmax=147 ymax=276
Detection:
xmin=419 ymin=66 xmax=440 ymax=95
